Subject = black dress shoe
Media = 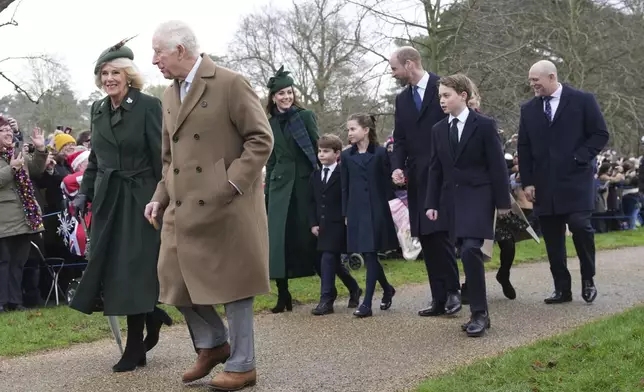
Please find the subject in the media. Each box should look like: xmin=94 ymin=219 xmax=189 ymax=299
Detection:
xmin=380 ymin=287 xmax=395 ymax=310
xmin=8 ymin=304 xmax=27 ymax=311
xmin=496 ymin=274 xmax=517 ymax=300
xmin=144 ymin=306 xmax=173 ymax=352
xmin=445 ymin=293 xmax=462 ymax=315
xmin=582 ymin=280 xmax=597 ymax=303
xmin=544 ymin=291 xmax=573 ymax=304
xmin=465 ymin=312 xmax=491 ymax=337
xmin=311 ymin=302 xmax=334 ymax=316
xmin=348 ymin=288 xmax=362 ymax=308
xmin=460 ymin=283 xmax=469 ymax=305
xmin=418 ymin=301 xmax=446 ymax=317
xmin=353 ymin=304 xmax=373 ymax=318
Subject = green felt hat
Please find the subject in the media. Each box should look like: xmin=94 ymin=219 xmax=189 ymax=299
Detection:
xmin=94 ymin=36 xmax=137 ymax=75
xmin=266 ymin=65 xmax=294 ymax=94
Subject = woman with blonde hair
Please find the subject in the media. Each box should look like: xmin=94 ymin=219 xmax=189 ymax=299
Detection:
xmin=69 ymin=39 xmax=171 ymax=372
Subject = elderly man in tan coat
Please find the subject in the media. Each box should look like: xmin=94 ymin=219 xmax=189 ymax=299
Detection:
xmin=144 ymin=20 xmax=273 ymax=391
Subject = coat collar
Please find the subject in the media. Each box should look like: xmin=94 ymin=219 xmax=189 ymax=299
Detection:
xmin=551 ymin=84 xmax=571 ymax=126
xmin=173 ymin=54 xmax=217 ymax=135
xmin=454 ymin=108 xmax=478 ymax=161
xmin=349 ymin=142 xmax=377 ymax=155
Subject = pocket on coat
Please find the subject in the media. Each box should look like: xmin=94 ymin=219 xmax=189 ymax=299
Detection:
xmin=210 ymin=159 xmax=235 ymax=204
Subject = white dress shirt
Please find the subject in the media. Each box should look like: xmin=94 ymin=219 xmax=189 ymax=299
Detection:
xmin=321 ymin=162 xmax=337 ymax=182
xmin=413 ymin=72 xmax=430 ymax=102
xmin=543 ymin=83 xmax=563 ymax=121
xmin=180 ymin=55 xmax=203 ymax=103
xmin=448 ymin=107 xmax=470 ymax=141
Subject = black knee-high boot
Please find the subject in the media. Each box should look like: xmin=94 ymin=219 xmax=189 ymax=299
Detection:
xmin=144 ymin=306 xmax=173 ymax=352
xmin=113 ymin=314 xmax=146 ymax=372
xmin=271 ymin=278 xmax=292 ymax=313
xmin=496 ymin=239 xmax=517 ymax=300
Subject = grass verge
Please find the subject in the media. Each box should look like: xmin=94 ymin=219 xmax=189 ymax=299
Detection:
xmin=416 ymin=306 xmax=644 ymax=392
xmin=1 ymin=228 xmax=643 ymax=357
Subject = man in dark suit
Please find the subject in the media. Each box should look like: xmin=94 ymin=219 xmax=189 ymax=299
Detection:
xmin=425 ymin=74 xmax=511 ymax=337
xmin=518 ymin=60 xmax=609 ymax=304
xmin=309 ymin=134 xmax=362 ymax=316
xmin=389 ymin=46 xmax=461 ymax=317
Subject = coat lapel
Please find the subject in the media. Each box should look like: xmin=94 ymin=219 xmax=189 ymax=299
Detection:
xmin=92 ymin=98 xmax=118 ymax=147
xmin=417 ymin=77 xmax=437 ymax=121
xmin=454 ymin=110 xmax=478 ymax=162
xmin=324 ymin=169 xmax=340 ymax=190
xmin=550 ymin=85 xmax=570 ymax=126
xmin=173 ymin=55 xmax=217 ymax=134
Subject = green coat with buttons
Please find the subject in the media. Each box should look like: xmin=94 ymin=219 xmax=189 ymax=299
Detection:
xmin=265 ymin=108 xmax=319 ymax=279
xmin=69 ymin=87 xmax=163 ymax=316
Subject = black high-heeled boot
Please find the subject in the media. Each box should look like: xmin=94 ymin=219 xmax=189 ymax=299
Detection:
xmin=271 ymin=279 xmax=293 ymax=313
xmin=113 ymin=314 xmax=147 ymax=372
xmin=144 ymin=306 xmax=173 ymax=352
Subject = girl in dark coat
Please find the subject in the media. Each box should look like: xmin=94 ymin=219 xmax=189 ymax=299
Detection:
xmin=341 ymin=113 xmax=398 ymax=318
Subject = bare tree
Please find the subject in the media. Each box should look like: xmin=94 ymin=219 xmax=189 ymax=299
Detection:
xmin=0 ymin=0 xmax=60 ymax=103
xmin=227 ymin=0 xmax=388 ymax=136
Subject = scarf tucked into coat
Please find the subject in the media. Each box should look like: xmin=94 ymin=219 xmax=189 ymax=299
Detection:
xmin=274 ymin=107 xmax=318 ymax=169
xmin=0 ymin=147 xmax=43 ymax=231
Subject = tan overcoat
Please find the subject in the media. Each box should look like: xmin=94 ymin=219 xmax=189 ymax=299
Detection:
xmin=152 ymin=55 xmax=273 ymax=306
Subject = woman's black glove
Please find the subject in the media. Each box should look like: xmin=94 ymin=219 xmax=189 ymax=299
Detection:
xmin=73 ymin=194 xmax=89 ymax=217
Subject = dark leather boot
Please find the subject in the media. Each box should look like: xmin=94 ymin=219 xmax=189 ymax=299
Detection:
xmin=113 ymin=314 xmax=147 ymax=372
xmin=271 ymin=279 xmax=293 ymax=313
xmin=144 ymin=306 xmax=173 ymax=352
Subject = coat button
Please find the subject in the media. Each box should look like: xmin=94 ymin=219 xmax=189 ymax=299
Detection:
xmin=322 ymin=204 xmax=325 ymax=208
xmin=172 ymin=135 xmax=178 ymax=143
xmin=174 ymin=168 xmax=179 ymax=174
xmin=196 ymin=166 xmax=202 ymax=173
xmin=176 ymin=200 xmax=182 ymax=206
xmin=321 ymin=214 xmax=325 ymax=219
xmin=198 ymin=200 xmax=205 ymax=206
xmin=194 ymin=134 xmax=200 ymax=140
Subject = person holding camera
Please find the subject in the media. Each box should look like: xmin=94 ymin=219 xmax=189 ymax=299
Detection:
xmin=0 ymin=118 xmax=47 ymax=313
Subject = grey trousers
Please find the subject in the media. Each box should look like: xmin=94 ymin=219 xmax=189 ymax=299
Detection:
xmin=0 ymin=234 xmax=32 ymax=306
xmin=178 ymin=297 xmax=255 ymax=372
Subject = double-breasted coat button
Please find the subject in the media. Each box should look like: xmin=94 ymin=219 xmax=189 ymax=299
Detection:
xmin=194 ymin=134 xmax=200 ymax=140
xmin=173 ymin=168 xmax=179 ymax=174
xmin=198 ymin=200 xmax=205 ymax=206
xmin=201 ymin=101 xmax=208 ymax=108
xmin=172 ymin=135 xmax=179 ymax=143
xmin=176 ymin=200 xmax=182 ymax=206
xmin=196 ymin=166 xmax=202 ymax=173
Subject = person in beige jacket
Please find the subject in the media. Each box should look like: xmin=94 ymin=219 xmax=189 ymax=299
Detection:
xmin=145 ymin=21 xmax=273 ymax=391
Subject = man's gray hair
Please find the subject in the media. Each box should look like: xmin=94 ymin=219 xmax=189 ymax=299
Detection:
xmin=153 ymin=20 xmax=200 ymax=57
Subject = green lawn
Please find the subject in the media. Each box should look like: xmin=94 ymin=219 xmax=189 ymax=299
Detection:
xmin=417 ymin=306 xmax=644 ymax=392
xmin=1 ymin=228 xmax=643 ymax=357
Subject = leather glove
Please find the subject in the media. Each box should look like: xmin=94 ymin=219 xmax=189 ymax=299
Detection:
xmin=73 ymin=193 xmax=89 ymax=217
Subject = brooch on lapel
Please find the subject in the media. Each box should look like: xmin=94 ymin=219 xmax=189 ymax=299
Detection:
xmin=126 ymin=97 xmax=133 ymax=104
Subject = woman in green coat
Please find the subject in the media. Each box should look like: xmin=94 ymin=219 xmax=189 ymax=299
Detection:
xmin=69 ymin=41 xmax=171 ymax=373
xmin=265 ymin=67 xmax=319 ymax=313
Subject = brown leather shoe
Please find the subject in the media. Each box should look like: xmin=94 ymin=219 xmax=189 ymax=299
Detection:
xmin=209 ymin=369 xmax=257 ymax=391
xmin=182 ymin=342 xmax=231 ymax=383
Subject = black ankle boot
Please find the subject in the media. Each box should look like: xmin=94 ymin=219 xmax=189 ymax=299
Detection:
xmin=144 ymin=306 xmax=173 ymax=352
xmin=113 ymin=314 xmax=147 ymax=372
xmin=271 ymin=291 xmax=293 ymax=313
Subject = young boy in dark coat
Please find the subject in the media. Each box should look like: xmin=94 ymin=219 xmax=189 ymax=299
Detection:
xmin=425 ymin=74 xmax=511 ymax=337
xmin=309 ymin=134 xmax=363 ymax=315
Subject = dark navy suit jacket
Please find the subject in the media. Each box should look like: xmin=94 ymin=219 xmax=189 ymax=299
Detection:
xmin=425 ymin=109 xmax=511 ymax=240
xmin=517 ymin=85 xmax=609 ymax=216
xmin=393 ymin=73 xmax=448 ymax=237
xmin=309 ymin=166 xmax=346 ymax=253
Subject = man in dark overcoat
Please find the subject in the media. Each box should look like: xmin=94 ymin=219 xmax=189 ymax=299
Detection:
xmin=390 ymin=46 xmax=461 ymax=317
xmin=518 ymin=60 xmax=609 ymax=304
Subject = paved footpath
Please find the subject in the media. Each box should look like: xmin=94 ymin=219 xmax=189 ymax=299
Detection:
xmin=2 ymin=247 xmax=643 ymax=392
